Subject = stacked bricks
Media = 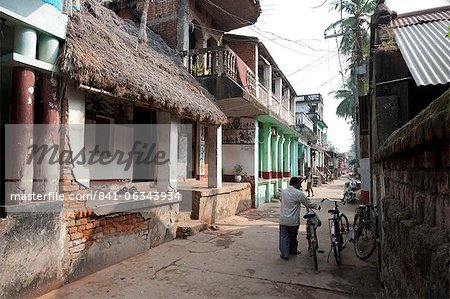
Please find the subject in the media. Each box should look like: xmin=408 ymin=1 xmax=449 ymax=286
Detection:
xmin=374 ymin=90 xmax=449 ymax=298
xmin=147 ymin=0 xmax=179 ymax=49
xmin=65 ymin=211 xmax=150 ymax=260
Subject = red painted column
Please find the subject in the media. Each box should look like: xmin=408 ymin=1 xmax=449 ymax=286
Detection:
xmin=6 ymin=67 xmax=35 ymax=205
xmin=34 ymin=74 xmax=60 ymax=194
xmin=10 ymin=68 xmax=35 ymax=124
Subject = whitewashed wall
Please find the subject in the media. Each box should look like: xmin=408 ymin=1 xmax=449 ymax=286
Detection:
xmin=223 ymin=144 xmax=255 ymax=176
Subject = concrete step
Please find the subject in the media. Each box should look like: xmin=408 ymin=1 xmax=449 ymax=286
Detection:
xmin=177 ymin=211 xmax=193 ymax=222
xmin=176 ymin=220 xmax=208 ymax=238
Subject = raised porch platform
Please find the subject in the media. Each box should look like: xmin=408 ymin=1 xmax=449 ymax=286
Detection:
xmin=178 ymin=182 xmax=251 ymax=224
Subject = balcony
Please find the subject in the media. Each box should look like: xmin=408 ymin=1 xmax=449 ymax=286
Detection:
xmin=188 ymin=46 xmax=295 ymax=126
xmin=295 ymin=112 xmax=314 ymax=131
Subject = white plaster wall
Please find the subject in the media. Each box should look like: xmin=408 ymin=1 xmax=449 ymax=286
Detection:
xmin=223 ymin=145 xmax=255 ymax=176
xmin=67 ymin=85 xmax=90 ymax=187
xmin=85 ymin=123 xmax=134 ymax=181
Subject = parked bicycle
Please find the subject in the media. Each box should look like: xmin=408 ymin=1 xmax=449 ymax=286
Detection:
xmin=352 ymin=203 xmax=377 ymax=260
xmin=303 ymin=205 xmax=323 ymax=270
xmin=321 ymin=198 xmax=349 ymax=265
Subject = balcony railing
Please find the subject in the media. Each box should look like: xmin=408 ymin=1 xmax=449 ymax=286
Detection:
xmin=296 ymin=112 xmax=314 ymax=131
xmin=188 ymin=46 xmax=294 ymax=126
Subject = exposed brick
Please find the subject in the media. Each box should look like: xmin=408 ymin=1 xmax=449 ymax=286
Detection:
xmin=70 ymin=232 xmax=83 ymax=240
xmin=68 ymin=227 xmax=77 ymax=234
xmin=66 ymin=220 xmax=76 ymax=227
xmin=71 ymin=243 xmax=86 ymax=253
xmin=61 ymin=184 xmax=81 ymax=192
xmin=75 ymin=218 xmax=88 ymax=226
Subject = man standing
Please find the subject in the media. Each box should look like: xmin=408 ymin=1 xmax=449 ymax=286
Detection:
xmin=304 ymin=167 xmax=314 ymax=197
xmin=279 ymin=177 xmax=319 ymax=260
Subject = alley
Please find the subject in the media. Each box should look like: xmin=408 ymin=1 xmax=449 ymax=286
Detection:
xmin=39 ymin=178 xmax=379 ymax=299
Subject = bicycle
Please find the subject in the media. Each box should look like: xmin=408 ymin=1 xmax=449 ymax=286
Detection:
xmin=303 ymin=205 xmax=323 ymax=270
xmin=321 ymin=198 xmax=350 ymax=266
xmin=352 ymin=203 xmax=377 ymax=260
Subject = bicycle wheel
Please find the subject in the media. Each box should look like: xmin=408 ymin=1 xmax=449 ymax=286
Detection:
xmin=339 ymin=214 xmax=349 ymax=248
xmin=353 ymin=209 xmax=363 ymax=232
xmin=354 ymin=223 xmax=377 ymax=260
xmin=310 ymin=227 xmax=318 ymax=270
xmin=307 ymin=224 xmax=313 ymax=255
xmin=331 ymin=220 xmax=341 ymax=265
xmin=333 ymin=242 xmax=341 ymax=265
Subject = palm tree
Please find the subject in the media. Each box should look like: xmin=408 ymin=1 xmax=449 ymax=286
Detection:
xmin=326 ymin=0 xmax=376 ymax=64
xmin=327 ymin=0 xmax=376 ymax=152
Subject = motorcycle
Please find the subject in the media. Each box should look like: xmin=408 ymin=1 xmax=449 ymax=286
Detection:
xmin=343 ymin=177 xmax=359 ymax=204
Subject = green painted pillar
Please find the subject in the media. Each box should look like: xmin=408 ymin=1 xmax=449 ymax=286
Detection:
xmin=283 ymin=136 xmax=290 ymax=177
xmin=278 ymin=135 xmax=284 ymax=178
xmin=291 ymin=138 xmax=298 ymax=177
xmin=261 ymin=122 xmax=271 ymax=179
xmin=254 ymin=119 xmax=260 ymax=208
xmin=272 ymin=134 xmax=280 ymax=178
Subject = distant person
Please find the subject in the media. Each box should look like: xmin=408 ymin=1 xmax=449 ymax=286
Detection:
xmin=279 ymin=177 xmax=319 ymax=261
xmin=304 ymin=167 xmax=314 ymax=197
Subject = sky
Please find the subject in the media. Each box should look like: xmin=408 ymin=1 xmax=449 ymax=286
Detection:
xmin=232 ymin=0 xmax=449 ymax=153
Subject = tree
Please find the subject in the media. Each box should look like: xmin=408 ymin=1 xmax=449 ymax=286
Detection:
xmin=326 ymin=0 xmax=376 ymax=63
xmin=326 ymin=0 xmax=376 ymax=153
xmin=138 ymin=0 xmax=151 ymax=44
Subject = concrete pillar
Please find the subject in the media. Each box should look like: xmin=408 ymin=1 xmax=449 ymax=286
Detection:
xmin=274 ymin=78 xmax=282 ymax=100
xmin=156 ymin=112 xmax=178 ymax=192
xmin=278 ymin=135 xmax=284 ymax=178
xmin=207 ymin=125 xmax=222 ymax=188
xmin=33 ymin=74 xmax=60 ymax=194
xmin=254 ymin=119 xmax=260 ymax=207
xmin=261 ymin=123 xmax=271 ymax=179
xmin=263 ymin=63 xmax=272 ymax=100
xmin=283 ymin=136 xmax=290 ymax=177
xmin=291 ymin=137 xmax=299 ymax=177
xmin=254 ymin=44 xmax=259 ymax=97
xmin=271 ymin=134 xmax=279 ymax=179
xmin=38 ymin=34 xmax=60 ymax=64
xmin=6 ymin=68 xmax=36 ymax=204
xmin=285 ymin=88 xmax=291 ymax=111
xmin=14 ymin=26 xmax=37 ymax=58
xmin=6 ymin=26 xmax=38 ymax=204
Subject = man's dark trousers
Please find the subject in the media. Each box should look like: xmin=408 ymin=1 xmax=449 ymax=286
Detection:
xmin=279 ymin=225 xmax=299 ymax=257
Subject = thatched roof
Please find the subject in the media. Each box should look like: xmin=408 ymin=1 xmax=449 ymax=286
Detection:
xmin=59 ymin=0 xmax=227 ymax=125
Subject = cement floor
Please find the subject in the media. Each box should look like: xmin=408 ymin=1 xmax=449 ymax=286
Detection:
xmin=38 ymin=178 xmax=380 ymax=299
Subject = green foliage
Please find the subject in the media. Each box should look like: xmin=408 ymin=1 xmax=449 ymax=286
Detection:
xmin=328 ymin=0 xmax=376 ymax=153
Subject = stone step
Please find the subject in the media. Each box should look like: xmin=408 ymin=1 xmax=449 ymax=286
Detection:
xmin=176 ymin=220 xmax=208 ymax=238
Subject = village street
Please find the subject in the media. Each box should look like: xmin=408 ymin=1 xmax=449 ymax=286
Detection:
xmin=39 ymin=178 xmax=379 ymax=299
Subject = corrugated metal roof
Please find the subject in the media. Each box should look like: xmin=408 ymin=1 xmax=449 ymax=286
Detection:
xmin=394 ymin=20 xmax=450 ymax=86
xmin=391 ymin=5 xmax=450 ymax=28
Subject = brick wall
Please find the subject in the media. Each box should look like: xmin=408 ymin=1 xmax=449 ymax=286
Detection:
xmin=63 ymin=200 xmax=178 ymax=280
xmin=375 ymin=90 xmax=449 ymax=298
xmin=147 ymin=0 xmax=179 ymax=49
xmin=225 ymin=41 xmax=256 ymax=72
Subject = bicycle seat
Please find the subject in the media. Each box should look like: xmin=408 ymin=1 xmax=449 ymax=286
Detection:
xmin=303 ymin=213 xmax=316 ymax=219
xmin=328 ymin=209 xmax=339 ymax=215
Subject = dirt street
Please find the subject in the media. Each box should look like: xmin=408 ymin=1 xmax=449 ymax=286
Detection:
xmin=39 ymin=177 xmax=379 ymax=299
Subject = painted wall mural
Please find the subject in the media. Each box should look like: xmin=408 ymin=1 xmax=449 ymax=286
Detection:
xmin=223 ymin=117 xmax=255 ymax=145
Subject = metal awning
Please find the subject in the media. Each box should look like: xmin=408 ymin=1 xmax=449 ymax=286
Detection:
xmin=394 ymin=20 xmax=450 ymax=86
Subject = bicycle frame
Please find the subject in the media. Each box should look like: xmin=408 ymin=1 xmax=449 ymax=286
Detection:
xmin=321 ymin=198 xmax=349 ymax=266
